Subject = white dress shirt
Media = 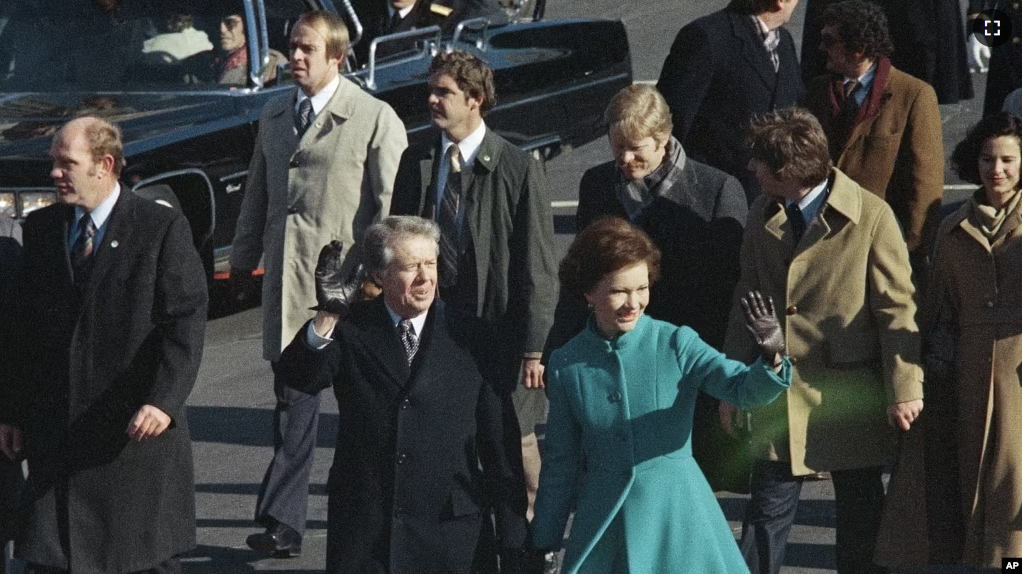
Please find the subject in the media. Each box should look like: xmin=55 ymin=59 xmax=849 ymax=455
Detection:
xmin=293 ymin=74 xmax=341 ymax=133
xmin=305 ymin=301 xmax=429 ymax=350
xmin=69 ymin=183 xmax=121 ymax=251
xmin=434 ymin=120 xmax=487 ymax=212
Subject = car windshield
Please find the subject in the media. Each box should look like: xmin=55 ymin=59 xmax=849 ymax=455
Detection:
xmin=0 ymin=1 xmax=256 ymax=91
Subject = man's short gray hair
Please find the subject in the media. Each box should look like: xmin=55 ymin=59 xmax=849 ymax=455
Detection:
xmin=363 ymin=216 xmax=440 ymax=275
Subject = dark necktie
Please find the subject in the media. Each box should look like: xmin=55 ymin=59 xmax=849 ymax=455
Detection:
xmin=386 ymin=10 xmax=402 ymax=33
xmin=841 ymin=80 xmax=861 ymax=117
xmin=399 ymin=319 xmax=419 ymax=364
xmin=786 ymin=202 xmax=805 ymax=243
xmin=71 ymin=213 xmax=97 ymax=284
xmin=437 ymin=145 xmax=462 ymax=289
xmin=296 ymin=97 xmax=314 ymax=137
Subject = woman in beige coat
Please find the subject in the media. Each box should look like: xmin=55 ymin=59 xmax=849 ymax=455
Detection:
xmin=881 ymin=112 xmax=1022 ymax=569
xmin=926 ymin=112 xmax=1023 ymax=567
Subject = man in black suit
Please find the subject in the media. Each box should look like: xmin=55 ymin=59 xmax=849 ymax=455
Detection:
xmin=277 ymin=216 xmax=529 ymax=573
xmin=0 ymin=117 xmax=207 ymax=574
xmin=390 ymin=50 xmax=557 ymax=528
xmin=354 ymin=0 xmax=451 ymax=63
xmin=657 ymin=0 xmax=805 ymax=203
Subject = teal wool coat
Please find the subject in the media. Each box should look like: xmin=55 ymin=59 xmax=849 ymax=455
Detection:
xmin=532 ymin=315 xmax=790 ymax=573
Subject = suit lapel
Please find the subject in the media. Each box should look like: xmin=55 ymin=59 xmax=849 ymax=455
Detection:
xmin=730 ymin=12 xmax=776 ymax=91
xmin=420 ymin=144 xmax=439 ymax=219
xmin=360 ymin=298 xmax=413 ymax=387
xmin=405 ymin=301 xmax=445 ymax=393
xmin=843 ymin=80 xmax=893 ymax=154
xmin=79 ymin=190 xmax=133 ymax=300
xmin=57 ymin=205 xmax=75 ymax=284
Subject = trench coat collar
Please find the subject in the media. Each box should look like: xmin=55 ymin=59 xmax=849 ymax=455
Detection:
xmin=268 ymin=77 xmax=363 ymax=147
xmin=419 ymin=126 xmax=504 ymax=217
xmin=762 ymin=168 xmax=861 ymax=247
xmin=842 ymin=74 xmax=895 ymax=155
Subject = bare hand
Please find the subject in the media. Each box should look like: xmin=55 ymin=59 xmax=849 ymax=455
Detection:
xmin=887 ymin=399 xmax=923 ymax=431
xmin=0 ymin=424 xmax=23 ymax=461
xmin=741 ymin=291 xmax=785 ymax=362
xmin=127 ymin=405 xmax=172 ymax=441
xmin=521 ymin=359 xmax=545 ymax=390
xmin=719 ymin=400 xmax=740 ymax=437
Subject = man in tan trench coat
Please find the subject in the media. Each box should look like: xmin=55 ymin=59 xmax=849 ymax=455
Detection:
xmin=229 ymin=10 xmax=407 ymax=556
xmin=720 ymin=108 xmax=923 ymax=574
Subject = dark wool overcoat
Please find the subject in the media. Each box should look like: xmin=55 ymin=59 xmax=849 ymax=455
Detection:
xmin=656 ymin=0 xmax=804 ymax=201
xmin=2 ymin=191 xmax=207 ymax=573
xmin=278 ymin=299 xmax=528 ymax=573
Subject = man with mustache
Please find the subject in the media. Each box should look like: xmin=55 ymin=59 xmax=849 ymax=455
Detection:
xmin=230 ymin=10 xmax=407 ymax=557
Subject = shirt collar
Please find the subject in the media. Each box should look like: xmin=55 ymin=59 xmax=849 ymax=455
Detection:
xmin=845 ymin=62 xmax=877 ymax=89
xmin=440 ymin=120 xmax=487 ymax=168
xmin=75 ymin=182 xmax=120 ymax=229
xmin=384 ymin=301 xmax=429 ymax=338
xmin=296 ymin=74 xmax=341 ymax=117
xmin=388 ymin=4 xmax=416 ymax=19
xmin=786 ymin=178 xmax=830 ymax=222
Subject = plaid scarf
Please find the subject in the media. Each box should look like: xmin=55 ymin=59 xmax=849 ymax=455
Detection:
xmin=616 ymin=136 xmax=687 ymax=221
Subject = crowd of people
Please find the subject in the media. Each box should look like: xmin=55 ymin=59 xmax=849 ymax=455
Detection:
xmin=0 ymin=0 xmax=1019 ymax=573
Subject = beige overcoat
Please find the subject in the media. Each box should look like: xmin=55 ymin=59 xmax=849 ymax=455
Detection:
xmin=723 ymin=169 xmax=923 ymax=475
xmin=876 ymin=195 xmax=1022 ymax=569
xmin=231 ymin=77 xmax=408 ymax=359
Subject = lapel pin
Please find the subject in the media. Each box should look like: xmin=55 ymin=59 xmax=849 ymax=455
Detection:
xmin=482 ymin=154 xmax=490 ymax=162
xmin=110 ymin=240 xmax=119 ymax=248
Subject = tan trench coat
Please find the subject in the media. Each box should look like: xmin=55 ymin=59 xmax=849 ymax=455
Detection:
xmin=876 ymin=196 xmax=1022 ymax=569
xmin=231 ymin=78 xmax=408 ymax=360
xmin=723 ymin=169 xmax=923 ymax=475
xmin=807 ymin=67 xmax=944 ymax=256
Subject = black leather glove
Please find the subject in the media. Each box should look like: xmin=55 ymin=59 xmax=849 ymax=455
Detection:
xmin=312 ymin=240 xmax=365 ymax=316
xmin=228 ymin=266 xmax=258 ymax=303
xmin=740 ymin=291 xmax=785 ymax=364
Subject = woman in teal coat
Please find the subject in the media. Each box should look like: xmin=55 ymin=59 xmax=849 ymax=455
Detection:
xmin=531 ymin=217 xmax=791 ymax=573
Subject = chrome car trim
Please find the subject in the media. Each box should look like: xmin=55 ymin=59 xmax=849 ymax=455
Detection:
xmin=132 ymin=169 xmax=216 ymax=241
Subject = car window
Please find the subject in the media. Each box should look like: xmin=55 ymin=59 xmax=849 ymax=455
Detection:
xmin=0 ymin=0 xmax=265 ymax=91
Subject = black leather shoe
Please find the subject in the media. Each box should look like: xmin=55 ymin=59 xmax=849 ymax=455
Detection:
xmin=245 ymin=522 xmax=302 ymax=558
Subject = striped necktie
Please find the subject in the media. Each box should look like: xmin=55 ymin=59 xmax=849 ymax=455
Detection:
xmin=71 ymin=213 xmax=97 ymax=283
xmin=399 ymin=319 xmax=419 ymax=364
xmin=437 ymin=144 xmax=462 ymax=289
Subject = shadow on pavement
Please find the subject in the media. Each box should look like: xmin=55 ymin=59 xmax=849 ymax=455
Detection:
xmin=187 ymin=406 xmax=339 ymax=449
xmin=180 ymin=544 xmax=325 ymax=574
xmin=194 ymin=483 xmax=328 ymax=496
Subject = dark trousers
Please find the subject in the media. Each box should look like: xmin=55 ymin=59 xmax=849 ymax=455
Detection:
xmin=28 ymin=556 xmax=180 ymax=574
xmin=739 ymin=460 xmax=886 ymax=574
xmin=254 ymin=361 xmax=323 ymax=536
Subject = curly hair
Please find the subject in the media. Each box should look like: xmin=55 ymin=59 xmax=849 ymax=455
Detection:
xmin=429 ymin=50 xmax=496 ymax=116
xmin=746 ymin=108 xmax=832 ymax=187
xmin=819 ymin=0 xmax=894 ymax=61
xmin=951 ymin=112 xmax=1022 ymax=185
xmin=559 ymin=217 xmax=660 ymax=300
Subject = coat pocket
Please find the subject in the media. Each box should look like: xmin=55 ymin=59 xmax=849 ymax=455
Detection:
xmin=446 ymin=486 xmax=481 ymax=519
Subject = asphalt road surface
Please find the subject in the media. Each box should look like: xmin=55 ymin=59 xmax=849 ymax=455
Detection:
xmin=177 ymin=0 xmax=990 ymax=572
